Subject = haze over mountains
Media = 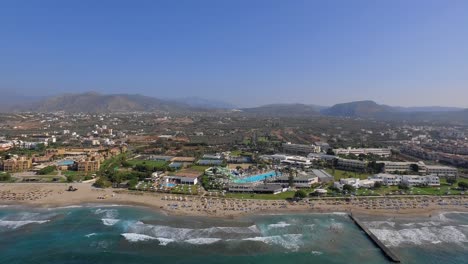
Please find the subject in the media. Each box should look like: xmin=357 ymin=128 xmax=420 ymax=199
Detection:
xmin=1 ymin=92 xmax=466 ymax=121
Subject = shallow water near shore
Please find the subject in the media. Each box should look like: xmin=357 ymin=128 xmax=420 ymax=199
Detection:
xmin=0 ymin=205 xmax=467 ymax=264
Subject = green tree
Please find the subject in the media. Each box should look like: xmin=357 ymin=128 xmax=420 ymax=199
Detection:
xmin=373 ymin=181 xmax=383 ymax=189
xmin=410 ymin=164 xmax=419 ymax=173
xmin=398 ymin=182 xmax=410 ymax=190
xmin=446 ymin=177 xmax=457 ymax=185
xmin=458 ymin=182 xmax=468 ymax=191
xmin=0 ymin=173 xmax=12 ymax=182
xmin=288 ymin=171 xmax=295 ymax=187
xmin=342 ymin=184 xmax=356 ymax=193
xmin=94 ymin=178 xmax=111 ymax=188
xmin=294 ymin=190 xmax=307 ymax=199
xmin=66 ymin=175 xmax=74 ymax=183
xmin=37 ymin=166 xmax=55 ymax=175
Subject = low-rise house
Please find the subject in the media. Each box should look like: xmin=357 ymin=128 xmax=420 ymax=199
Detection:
xmin=197 ymin=159 xmax=224 ymax=166
xmin=275 ymin=174 xmax=318 ymax=188
xmin=370 ymin=173 xmax=440 ymax=187
xmin=333 ymin=178 xmax=360 ymax=190
xmin=312 ymin=169 xmax=334 ymax=183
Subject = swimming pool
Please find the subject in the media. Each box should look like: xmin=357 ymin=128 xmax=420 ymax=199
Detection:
xmin=164 ymin=183 xmax=176 ymax=188
xmin=57 ymin=160 xmax=75 ymax=166
xmin=233 ymin=171 xmax=281 ymax=183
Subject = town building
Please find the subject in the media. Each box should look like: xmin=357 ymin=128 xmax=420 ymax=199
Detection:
xmin=2 ymin=156 xmax=32 ymax=172
xmin=275 ymin=173 xmax=318 ymax=188
xmin=333 ymin=178 xmax=360 ymax=190
xmin=370 ymin=174 xmax=440 ymax=187
xmin=311 ymin=169 xmax=334 ymax=183
xmin=228 ymin=183 xmax=287 ymax=194
xmin=379 ymin=161 xmax=457 ymax=177
xmin=334 ymin=147 xmax=392 ymax=157
xmin=336 ymin=158 xmax=367 ymax=171
xmin=77 ymin=158 xmax=100 ymax=172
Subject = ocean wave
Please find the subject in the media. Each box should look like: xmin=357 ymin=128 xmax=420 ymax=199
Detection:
xmin=331 ymin=212 xmax=348 ymax=216
xmin=121 ymin=233 xmax=158 ymax=242
xmin=364 ymin=221 xmax=396 ymax=228
xmin=85 ymin=233 xmax=97 ymax=238
xmin=126 ymin=222 xmax=260 ymax=241
xmin=121 ymin=233 xmax=174 ymax=245
xmin=102 ymin=218 xmax=120 ymax=226
xmin=369 ymin=226 xmax=468 ymax=247
xmin=184 ymin=238 xmax=222 ymax=245
xmin=0 ymin=220 xmax=49 ymax=229
xmin=311 ymin=250 xmax=323 ymax=255
xmin=243 ymin=234 xmax=303 ymax=251
xmin=94 ymin=209 xmax=118 ymax=219
xmin=268 ymin=221 xmax=291 ymax=229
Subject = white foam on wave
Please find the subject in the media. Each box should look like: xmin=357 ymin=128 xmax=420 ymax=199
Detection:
xmin=156 ymin=237 xmax=175 ymax=246
xmin=268 ymin=221 xmax=291 ymax=229
xmin=121 ymin=233 xmax=175 ymax=245
xmin=243 ymin=234 xmax=303 ymax=251
xmin=85 ymin=233 xmax=97 ymax=238
xmin=127 ymin=222 xmax=260 ymax=241
xmin=94 ymin=209 xmax=118 ymax=219
xmin=331 ymin=212 xmax=348 ymax=216
xmin=102 ymin=218 xmax=119 ymax=226
xmin=364 ymin=221 xmax=396 ymax=228
xmin=121 ymin=233 xmax=158 ymax=242
xmin=311 ymin=251 xmax=323 ymax=255
xmin=184 ymin=238 xmax=222 ymax=245
xmin=0 ymin=220 xmax=49 ymax=229
xmin=369 ymin=226 xmax=468 ymax=247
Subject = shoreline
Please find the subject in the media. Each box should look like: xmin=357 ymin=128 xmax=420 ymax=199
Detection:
xmin=1 ymin=183 xmax=468 ymax=219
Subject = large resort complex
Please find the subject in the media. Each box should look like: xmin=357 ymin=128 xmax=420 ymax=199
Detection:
xmin=0 ymin=111 xmax=465 ymax=199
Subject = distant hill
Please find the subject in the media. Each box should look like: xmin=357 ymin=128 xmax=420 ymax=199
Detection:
xmin=14 ymin=92 xmax=195 ymax=113
xmin=394 ymin=106 xmax=463 ymax=112
xmin=320 ymin=100 xmax=468 ymax=122
xmin=241 ymin=104 xmax=321 ymax=117
xmin=321 ymin=100 xmax=395 ymax=117
xmin=167 ymin=97 xmax=236 ymax=109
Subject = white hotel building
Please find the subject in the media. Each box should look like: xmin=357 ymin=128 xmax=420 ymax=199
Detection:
xmin=334 ymin=147 xmax=392 ymax=157
xmin=370 ymin=174 xmax=440 ymax=187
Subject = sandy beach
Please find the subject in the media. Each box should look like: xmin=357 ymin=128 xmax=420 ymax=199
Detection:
xmin=1 ymin=183 xmax=467 ymax=218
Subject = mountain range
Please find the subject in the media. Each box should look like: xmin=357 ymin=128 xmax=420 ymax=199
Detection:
xmin=1 ymin=92 xmax=466 ymax=122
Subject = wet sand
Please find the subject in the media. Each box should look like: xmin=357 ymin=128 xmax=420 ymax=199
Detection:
xmin=1 ymin=183 xmax=467 ymax=218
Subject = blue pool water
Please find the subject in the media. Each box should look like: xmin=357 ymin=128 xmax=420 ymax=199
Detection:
xmin=57 ymin=160 xmax=75 ymax=166
xmin=165 ymin=183 xmax=176 ymax=187
xmin=234 ymin=171 xmax=281 ymax=183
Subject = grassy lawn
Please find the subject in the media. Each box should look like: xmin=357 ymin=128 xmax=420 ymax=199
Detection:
xmin=230 ymin=150 xmax=253 ymax=156
xmin=325 ymin=169 xmax=371 ymax=180
xmin=127 ymin=159 xmax=167 ymax=168
xmin=63 ymin=170 xmax=87 ymax=176
xmin=225 ymin=191 xmax=295 ymax=200
xmin=188 ymin=165 xmax=211 ymax=173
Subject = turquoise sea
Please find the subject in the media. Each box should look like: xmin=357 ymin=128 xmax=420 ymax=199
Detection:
xmin=0 ymin=205 xmax=467 ymax=264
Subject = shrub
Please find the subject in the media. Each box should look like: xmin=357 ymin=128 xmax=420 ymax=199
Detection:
xmin=294 ymin=190 xmax=307 ymax=199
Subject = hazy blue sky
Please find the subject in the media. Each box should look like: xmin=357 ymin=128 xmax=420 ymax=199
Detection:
xmin=1 ymin=0 xmax=467 ymax=107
